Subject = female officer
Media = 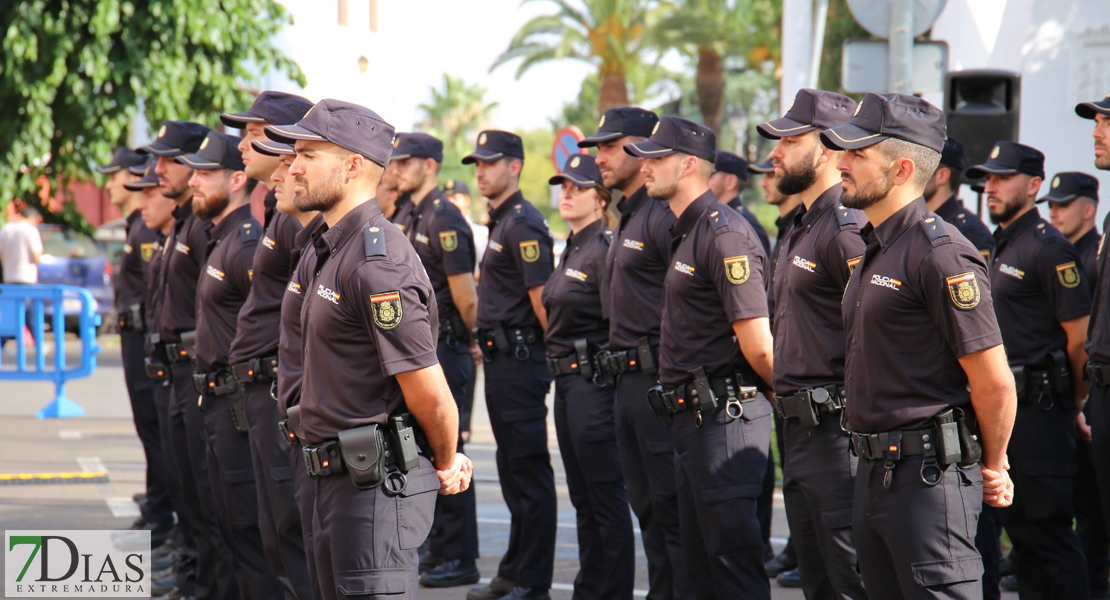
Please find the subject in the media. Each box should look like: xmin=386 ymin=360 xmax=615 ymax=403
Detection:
xmin=542 ymin=154 xmax=634 ymax=600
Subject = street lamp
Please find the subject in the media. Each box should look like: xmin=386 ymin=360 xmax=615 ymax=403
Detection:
xmin=727 ymin=107 xmax=748 ymax=156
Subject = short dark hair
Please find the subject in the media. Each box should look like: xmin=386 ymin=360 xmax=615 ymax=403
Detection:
xmin=876 ymin=138 xmax=941 ymax=190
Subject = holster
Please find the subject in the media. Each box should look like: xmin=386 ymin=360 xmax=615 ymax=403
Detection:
xmin=646 ymin=385 xmax=673 ymax=427
xmin=337 ymin=424 xmax=387 ymax=489
xmin=119 ymin=303 xmax=144 ymax=332
xmin=228 ymin=390 xmax=249 ymax=433
xmin=387 ymin=413 xmax=421 ymax=473
xmin=636 ymin=337 xmax=657 ymax=375
xmin=144 ymin=358 xmax=169 ymax=381
xmin=279 ymin=405 xmax=305 ymax=446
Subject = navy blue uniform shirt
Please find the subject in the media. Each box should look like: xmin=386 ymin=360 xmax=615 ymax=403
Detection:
xmin=409 ymin=189 xmax=476 ymax=322
xmin=476 ymin=191 xmax=554 ymax=330
xmin=194 ymin=205 xmax=260 ymax=373
xmin=156 ymin=201 xmax=210 ymax=342
xmin=542 ymin=219 xmax=612 ymax=357
xmin=116 ymin=209 xmax=160 ymax=312
xmin=935 ymin=195 xmax=996 ymax=263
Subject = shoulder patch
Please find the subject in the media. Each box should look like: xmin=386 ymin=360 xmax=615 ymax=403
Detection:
xmin=1035 ymin=222 xmax=1049 ymax=239
xmin=519 ymin=240 xmax=540 ymax=263
xmin=835 ymin=205 xmax=858 ymax=229
xmin=439 ymin=230 xmax=459 ymax=252
xmin=369 ymin=291 xmax=403 ymax=330
xmin=241 ymin=222 xmax=261 ymax=242
xmin=921 ymin=216 xmax=950 ymax=245
xmin=724 ymin=256 xmax=750 ymax=285
xmin=513 ymin=204 xmax=527 ymax=220
xmin=946 ymin=272 xmax=981 ymax=310
xmin=1056 ymin=262 xmax=1081 ymax=288
xmin=364 ymin=226 xmax=388 ymax=259
xmin=709 ymin=209 xmax=728 ymax=235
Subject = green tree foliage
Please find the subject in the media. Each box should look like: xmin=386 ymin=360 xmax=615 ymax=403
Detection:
xmin=492 ymin=0 xmax=657 ymax=115
xmin=1 ymin=0 xmax=304 ymax=219
xmin=817 ymin=0 xmax=870 ymax=95
xmin=416 ymin=74 xmax=499 ymax=197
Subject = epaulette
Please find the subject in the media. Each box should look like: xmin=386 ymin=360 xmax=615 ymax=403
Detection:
xmin=921 ymin=216 xmax=950 ymax=245
xmin=364 ymin=225 xmax=388 ymax=259
xmin=601 ymin=228 xmax=614 ymax=246
xmin=433 ymin=198 xmax=446 ymax=214
xmin=1035 ymin=222 xmax=1050 ymax=239
xmin=835 ymin=205 xmax=858 ymax=229
xmin=241 ymin=221 xmax=261 ymax=242
xmin=709 ymin=208 xmax=729 ymax=235
xmin=513 ymin=203 xmax=527 ymax=220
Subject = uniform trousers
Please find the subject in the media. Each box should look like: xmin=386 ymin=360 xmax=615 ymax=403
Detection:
xmin=1076 ymin=400 xmax=1110 ymax=599
xmin=287 ymin=432 xmax=324 ymax=600
xmin=484 ymin=341 xmax=556 ymax=589
xmin=672 ymin=395 xmax=773 ymax=600
xmin=853 ymin=456 xmax=983 ymax=600
xmin=243 ymin=379 xmax=312 ymax=599
xmin=427 ymin=340 xmax=479 ymax=561
xmin=614 ymin=369 xmax=690 ymax=600
xmin=120 ymin=328 xmax=173 ymax=527
xmin=169 ymin=361 xmax=238 ymax=600
xmin=312 ymin=457 xmax=440 ymax=600
xmin=1001 ymin=400 xmax=1089 ymax=600
xmin=553 ymin=373 xmax=635 ymax=600
xmin=782 ymin=415 xmax=867 ymax=599
xmin=153 ymin=371 xmax=197 ymax=595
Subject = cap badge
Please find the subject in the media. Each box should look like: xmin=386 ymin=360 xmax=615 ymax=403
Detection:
xmin=598 ymin=115 xmax=606 ymax=128
xmin=853 ymin=101 xmax=863 ymax=117
xmin=570 ymin=156 xmax=580 ymax=168
xmin=990 ymin=146 xmax=1000 ymax=159
xmin=787 ymin=97 xmax=796 ymax=112
xmin=652 ymin=122 xmax=660 ymax=135
xmin=200 ymin=137 xmax=210 ymax=150
xmin=392 ymin=137 xmax=400 ymax=148
xmin=1052 ymin=176 xmax=1060 ymax=188
xmin=158 ymin=125 xmax=167 ymax=138
xmin=478 ymin=133 xmax=488 ymax=145
xmin=445 ymin=180 xmax=455 ymax=190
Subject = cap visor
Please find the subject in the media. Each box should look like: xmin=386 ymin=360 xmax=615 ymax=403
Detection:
xmin=820 ymin=125 xmax=887 ymax=151
xmin=461 ymin=151 xmax=505 ymax=165
xmin=264 ymin=124 xmax=327 ymax=144
xmin=757 ymin=118 xmax=816 ymax=140
xmin=964 ymin=163 xmax=1019 ymax=179
xmin=1037 ymin=192 xmax=1078 ymax=204
xmin=95 ymin=164 xmax=121 ymax=174
xmin=127 ymin=164 xmax=149 ymax=175
xmin=748 ymin=162 xmax=774 ymax=174
xmin=174 ymin=153 xmax=223 ymax=170
xmin=548 ymin=173 xmax=599 ymax=187
xmin=251 ymin=140 xmax=294 ymax=157
xmin=578 ymin=131 xmax=624 ymax=148
xmin=220 ymin=112 xmax=267 ymax=128
xmin=390 ymin=153 xmax=412 ymax=161
xmin=1076 ymin=102 xmax=1110 ymax=120
xmin=623 ymin=140 xmax=676 ymax=158
xmin=138 ymin=140 xmax=184 ymax=157
xmin=123 ymin=179 xmax=158 ymax=191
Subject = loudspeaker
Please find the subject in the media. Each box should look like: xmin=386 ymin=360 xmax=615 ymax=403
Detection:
xmin=944 ymin=70 xmax=1021 ymax=168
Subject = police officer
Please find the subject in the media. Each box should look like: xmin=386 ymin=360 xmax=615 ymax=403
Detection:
xmin=757 ymin=88 xmax=868 ymax=600
xmin=464 ymin=129 xmax=556 ymax=600
xmin=967 ymin=142 xmax=1092 ymax=599
xmin=144 ymin=121 xmax=241 ymax=600
xmin=627 ymin=116 xmax=775 ymax=599
xmin=823 ymin=92 xmax=1016 ymax=599
xmin=924 ymin=136 xmax=996 ymax=263
xmin=179 ymin=131 xmax=282 ymax=599
xmin=388 ymin=160 xmax=416 ymax=234
xmin=98 ymin=148 xmax=175 ymax=540
xmin=267 ymin=98 xmax=472 ymax=600
xmin=386 ymin=132 xmax=482 ymax=588
xmin=710 ymin=150 xmax=771 ymax=254
xmin=256 ymin=135 xmax=326 ymax=600
xmin=220 ymin=91 xmax=315 ymax=600
xmin=581 ymin=107 xmax=691 ymax=600
xmin=377 ymin=168 xmax=402 ymax=221
xmin=1044 ymin=172 xmax=1101 ymax=285
xmin=542 ymin=154 xmax=635 ymax=600
xmin=748 ymin=156 xmax=801 ymax=581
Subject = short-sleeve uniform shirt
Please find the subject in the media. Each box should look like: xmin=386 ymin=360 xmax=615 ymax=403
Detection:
xmin=228 ymin=199 xmax=303 ymax=365
xmin=606 ymin=186 xmax=676 ymax=349
xmin=843 ymin=197 xmax=1003 ymax=433
xmin=157 ymin=202 xmax=210 ymax=343
xmin=409 ymin=189 xmax=476 ymax=321
xmin=1088 ymin=212 xmax=1110 ymax=364
xmin=476 ymin=191 xmax=554 ymax=330
xmin=194 ymin=205 xmax=260 ymax=373
xmin=299 ymin=200 xmax=439 ymax=445
xmin=659 ymin=192 xmax=769 ymax=389
xmin=1074 ymin=227 xmax=1100 ymax=290
xmin=392 ymin=193 xmax=415 ymax=235
xmin=143 ymin=234 xmax=166 ymax=359
xmin=277 ymin=214 xmax=324 ymax=417
xmin=772 ymin=185 xmax=865 ymax=393
xmin=726 ymin=197 xmax=772 ymax=256
xmin=116 ymin=209 xmax=160 ymax=313
xmin=935 ymin=195 xmax=996 ymax=263
xmin=542 ymin=219 xmax=611 ymax=357
xmin=989 ymin=209 xmax=1091 ymax=366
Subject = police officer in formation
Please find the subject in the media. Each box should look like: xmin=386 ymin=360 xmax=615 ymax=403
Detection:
xmin=758 ymin=88 xmax=868 ymax=599
xmin=710 ymin=150 xmax=772 ymax=254
xmin=542 ymin=153 xmax=635 ymax=600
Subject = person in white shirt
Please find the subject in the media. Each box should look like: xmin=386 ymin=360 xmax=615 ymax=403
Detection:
xmin=0 ymin=205 xmax=44 ymax=284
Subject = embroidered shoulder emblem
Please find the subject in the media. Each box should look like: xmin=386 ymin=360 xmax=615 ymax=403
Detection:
xmin=1056 ymin=262 xmax=1081 ymax=289
xmin=370 ymin=291 xmax=404 ymax=330
xmin=724 ymin=256 xmax=750 ymax=285
xmin=520 ymin=240 xmax=540 ymax=263
xmin=946 ymin=272 xmax=981 ymax=310
xmin=439 ymin=230 xmax=459 ymax=252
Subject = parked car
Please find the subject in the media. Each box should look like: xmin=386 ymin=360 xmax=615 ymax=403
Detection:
xmin=95 ymin=218 xmax=128 ymax=278
xmin=36 ymin=224 xmax=113 ymax=333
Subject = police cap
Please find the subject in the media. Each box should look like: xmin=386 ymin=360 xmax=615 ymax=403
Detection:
xmin=1038 ymin=172 xmax=1100 ymax=204
xmin=265 ymin=99 xmax=396 ymax=168
xmin=139 ymin=121 xmax=211 ymax=157
xmin=123 ymin=162 xmax=159 ymax=191
xmin=820 ymin=92 xmax=946 ymax=153
xmin=96 ymin=148 xmax=147 ymax=175
xmin=462 ymin=130 xmax=524 ymax=164
xmin=748 ymin=158 xmax=774 ymax=175
xmin=579 ymin=107 xmax=660 ymax=147
xmin=713 ymin=150 xmax=749 ymax=182
xmin=940 ymin=136 xmax=966 ymax=173
xmin=444 ymin=179 xmax=470 ymax=195
xmin=175 ymin=131 xmax=246 ymax=171
xmin=624 ymin=116 xmax=716 ymax=162
xmin=965 ymin=141 xmax=1045 ymax=180
xmin=758 ymin=88 xmax=856 ymax=140
xmin=220 ymin=90 xmax=314 ymax=128
xmin=1076 ymin=94 xmax=1110 ymax=120
xmin=548 ymin=154 xmax=602 ymax=188
xmin=251 ymin=139 xmax=295 ymax=157
xmin=391 ymin=132 xmax=444 ymax=162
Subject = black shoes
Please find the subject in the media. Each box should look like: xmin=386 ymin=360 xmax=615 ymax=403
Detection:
xmin=418 ymin=550 xmax=443 ymax=575
xmin=777 ymin=567 xmax=801 ymax=588
xmin=467 ymin=576 xmax=515 ymax=600
xmin=418 ymin=558 xmax=480 ymax=587
xmin=499 ymin=587 xmax=551 ymax=600
xmin=765 ymin=550 xmax=798 ymax=577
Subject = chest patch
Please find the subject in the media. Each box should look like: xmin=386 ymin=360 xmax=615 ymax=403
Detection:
xmin=946 ymin=272 xmax=981 ymax=310
xmin=175 ymin=242 xmax=190 ymax=255
xmin=724 ymin=256 xmax=750 ymax=284
xmin=262 ymin=235 xmax=276 ymax=250
xmin=370 ymin=291 xmax=403 ymax=330
xmin=287 ymin=281 xmax=302 ymax=295
xmin=998 ymin=263 xmax=1025 ymax=280
xmin=674 ymin=261 xmax=696 ymax=277
xmin=317 ymin=284 xmax=340 ymax=305
xmin=1056 ymin=262 xmax=1081 ymax=288
xmin=564 ymin=268 xmax=588 ymax=282
xmin=488 ymin=240 xmax=503 ymax=253
xmin=847 ymin=255 xmax=862 ymax=276
xmin=870 ymin=274 xmax=902 ymax=291
xmin=791 ymin=255 xmax=816 ymax=273
xmin=622 ymin=238 xmax=645 ymax=251
xmin=414 ymin=232 xmax=430 ymax=245
xmin=205 ymin=265 xmax=225 ymax=281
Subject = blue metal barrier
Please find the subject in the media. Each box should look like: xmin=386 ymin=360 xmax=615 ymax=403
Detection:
xmin=0 ymin=284 xmax=101 ymax=418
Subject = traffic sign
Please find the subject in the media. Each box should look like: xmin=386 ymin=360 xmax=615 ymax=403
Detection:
xmin=841 ymin=40 xmax=948 ymax=93
xmin=846 ymin=0 xmax=947 ymax=39
xmin=552 ymin=126 xmax=587 ymax=172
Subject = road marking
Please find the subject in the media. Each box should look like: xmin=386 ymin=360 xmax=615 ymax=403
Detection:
xmin=59 ymin=429 xmax=82 ymax=440
xmin=77 ymin=457 xmax=106 ymax=473
xmin=0 ymin=472 xmax=108 ymax=485
xmin=105 ymin=497 xmax=141 ymax=518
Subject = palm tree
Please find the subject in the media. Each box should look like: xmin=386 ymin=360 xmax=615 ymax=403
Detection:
xmin=416 ymin=74 xmax=499 ymax=188
xmin=653 ymin=0 xmax=781 ymax=134
xmin=492 ymin=0 xmax=657 ymax=115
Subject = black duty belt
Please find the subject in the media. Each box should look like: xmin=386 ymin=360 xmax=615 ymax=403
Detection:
xmin=279 ymin=404 xmax=305 ymax=446
xmin=118 ymin=304 xmax=144 ymax=332
xmin=849 ymin=406 xmax=982 ymax=490
xmin=231 ymin=355 xmax=279 ymax=384
xmin=546 ymin=339 xmax=608 ymax=386
xmin=596 ymin=337 xmax=658 ymax=381
xmin=144 ymin=358 xmax=170 ymax=381
xmin=162 ymin=331 xmax=197 ymax=364
xmin=302 ymin=413 xmax=425 ymax=494
xmin=775 ymin=384 xmax=845 ymax=427
xmin=475 ymin=325 xmax=540 ymax=362
xmin=648 ymin=366 xmax=759 ymax=427
xmin=1014 ymin=351 xmax=1073 ymax=410
xmin=192 ymin=369 xmax=239 ymax=396
xmin=1089 ymin=362 xmax=1110 ymax=387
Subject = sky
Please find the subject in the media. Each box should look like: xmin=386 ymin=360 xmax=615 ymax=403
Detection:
xmin=258 ymin=0 xmax=596 ymax=133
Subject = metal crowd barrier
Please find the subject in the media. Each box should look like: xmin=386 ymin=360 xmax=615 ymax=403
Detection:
xmin=0 ymin=284 xmax=101 ymax=418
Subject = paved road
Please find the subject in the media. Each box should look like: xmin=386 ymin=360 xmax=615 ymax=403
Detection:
xmin=0 ymin=336 xmax=1015 ymax=599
